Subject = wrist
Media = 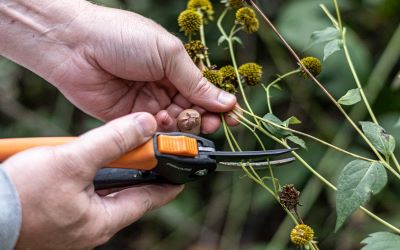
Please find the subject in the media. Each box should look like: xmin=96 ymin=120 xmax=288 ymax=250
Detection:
xmin=0 ymin=0 xmax=90 ymax=79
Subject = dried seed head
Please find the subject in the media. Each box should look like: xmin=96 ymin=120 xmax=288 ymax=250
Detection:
xmin=203 ymin=68 xmax=223 ymax=87
xmin=300 ymin=57 xmax=322 ymax=78
xmin=187 ymin=0 xmax=214 ymax=21
xmin=185 ymin=40 xmax=207 ymax=63
xmin=177 ymin=109 xmax=201 ymax=135
xmin=290 ymin=224 xmax=314 ymax=246
xmin=235 ymin=7 xmax=259 ymax=33
xmin=238 ymin=62 xmax=263 ymax=86
xmin=279 ymin=184 xmax=300 ymax=211
xmin=219 ymin=65 xmax=238 ymax=87
xmin=178 ymin=9 xmax=202 ymax=36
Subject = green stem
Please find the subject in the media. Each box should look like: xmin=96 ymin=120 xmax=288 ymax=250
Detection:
xmin=199 ymin=16 xmax=211 ymax=68
xmin=235 ymin=110 xmax=400 ymax=234
xmin=234 ymin=107 xmax=375 ymax=163
xmin=247 ymin=0 xmax=398 ymax=175
xmin=332 ymin=0 xmax=343 ymax=31
xmin=263 ymin=69 xmax=301 ymax=113
xmin=217 ymin=8 xmax=260 ymax=126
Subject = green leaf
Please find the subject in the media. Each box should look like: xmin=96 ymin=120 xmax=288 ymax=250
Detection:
xmin=360 ymin=121 xmax=396 ymax=158
xmin=307 ymin=26 xmax=340 ymax=49
xmin=218 ymin=36 xmax=227 ymax=46
xmin=335 ymin=160 xmax=387 ymax=231
xmin=338 ymin=88 xmax=361 ymax=106
xmin=287 ymin=136 xmax=307 ymax=150
xmin=323 ymin=39 xmax=341 ymax=61
xmin=284 ymin=116 xmax=302 ymax=126
xmin=361 ymin=232 xmax=400 ymax=250
xmin=232 ymin=36 xmax=243 ymax=46
xmin=395 ymin=117 xmax=400 ymax=127
xmin=262 ymin=113 xmax=292 ymax=138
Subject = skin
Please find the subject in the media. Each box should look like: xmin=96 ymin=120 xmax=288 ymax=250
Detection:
xmin=0 ymin=0 xmax=238 ymax=249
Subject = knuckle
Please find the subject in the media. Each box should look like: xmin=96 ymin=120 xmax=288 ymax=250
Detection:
xmin=165 ymin=36 xmax=185 ymax=55
xmin=188 ymin=77 xmax=213 ymax=99
xmin=108 ymin=125 xmax=131 ymax=155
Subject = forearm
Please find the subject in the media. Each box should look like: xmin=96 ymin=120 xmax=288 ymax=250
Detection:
xmin=0 ymin=0 xmax=88 ymax=78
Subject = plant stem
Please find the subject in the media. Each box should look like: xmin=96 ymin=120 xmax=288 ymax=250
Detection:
xmin=217 ymin=8 xmax=260 ymax=126
xmin=247 ymin=0 xmax=399 ymax=175
xmin=234 ymin=107 xmax=376 ymax=163
xmin=332 ymin=0 xmax=342 ymax=31
xmin=235 ymin=109 xmax=400 ymax=234
xmin=263 ymin=69 xmax=301 ymax=113
xmin=199 ymin=16 xmax=211 ymax=68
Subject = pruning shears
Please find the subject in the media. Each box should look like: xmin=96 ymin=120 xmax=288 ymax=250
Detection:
xmin=0 ymin=132 xmax=296 ymax=190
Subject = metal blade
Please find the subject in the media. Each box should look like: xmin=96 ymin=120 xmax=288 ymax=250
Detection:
xmin=215 ymin=157 xmax=296 ymax=171
xmin=206 ymin=148 xmax=296 ymax=161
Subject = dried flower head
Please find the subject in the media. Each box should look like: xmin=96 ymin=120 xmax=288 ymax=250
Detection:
xmin=187 ymin=0 xmax=214 ymax=21
xmin=300 ymin=57 xmax=322 ymax=78
xmin=235 ymin=7 xmax=259 ymax=33
xmin=203 ymin=68 xmax=223 ymax=86
xmin=185 ymin=40 xmax=207 ymax=63
xmin=221 ymin=0 xmax=243 ymax=9
xmin=290 ymin=224 xmax=314 ymax=246
xmin=238 ymin=62 xmax=262 ymax=86
xmin=279 ymin=184 xmax=300 ymax=212
xmin=219 ymin=65 xmax=238 ymax=87
xmin=178 ymin=9 xmax=202 ymax=36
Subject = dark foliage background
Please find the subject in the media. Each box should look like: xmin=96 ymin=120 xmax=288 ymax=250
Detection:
xmin=1 ymin=0 xmax=399 ymax=249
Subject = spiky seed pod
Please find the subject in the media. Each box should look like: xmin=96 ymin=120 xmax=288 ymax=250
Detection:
xmin=203 ymin=68 xmax=223 ymax=87
xmin=187 ymin=0 xmax=214 ymax=21
xmin=290 ymin=224 xmax=314 ymax=246
xmin=178 ymin=9 xmax=202 ymax=36
xmin=185 ymin=40 xmax=207 ymax=63
xmin=300 ymin=57 xmax=322 ymax=78
xmin=235 ymin=7 xmax=259 ymax=33
xmin=279 ymin=184 xmax=300 ymax=211
xmin=238 ymin=62 xmax=262 ymax=86
xmin=219 ymin=65 xmax=238 ymax=87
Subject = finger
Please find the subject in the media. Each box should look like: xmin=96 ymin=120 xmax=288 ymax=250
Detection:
xmin=224 ymin=111 xmax=241 ymax=127
xmin=155 ymin=110 xmax=178 ymax=132
xmin=102 ymin=184 xmax=183 ymax=232
xmin=172 ymin=94 xmax=192 ymax=109
xmin=57 ymin=113 xmax=157 ymax=179
xmin=166 ymin=104 xmax=184 ymax=118
xmin=163 ymin=38 xmax=237 ymax=112
xmin=201 ymin=113 xmax=221 ymax=134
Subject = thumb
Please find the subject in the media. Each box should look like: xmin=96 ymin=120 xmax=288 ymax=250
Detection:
xmin=163 ymin=38 xmax=237 ymax=112
xmin=57 ymin=112 xmax=157 ymax=180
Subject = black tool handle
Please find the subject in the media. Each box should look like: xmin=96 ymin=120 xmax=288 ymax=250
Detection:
xmin=94 ymin=168 xmax=161 ymax=190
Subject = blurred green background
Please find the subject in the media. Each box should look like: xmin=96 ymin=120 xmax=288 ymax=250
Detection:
xmin=1 ymin=0 xmax=399 ymax=249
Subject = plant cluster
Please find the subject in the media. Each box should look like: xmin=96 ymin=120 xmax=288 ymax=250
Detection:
xmin=177 ymin=0 xmax=400 ymax=249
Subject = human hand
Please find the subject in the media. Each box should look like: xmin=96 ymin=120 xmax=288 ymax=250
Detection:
xmin=32 ymin=1 xmax=237 ymax=133
xmin=2 ymin=113 xmax=183 ymax=250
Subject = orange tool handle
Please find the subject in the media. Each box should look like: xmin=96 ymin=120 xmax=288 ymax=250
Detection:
xmin=0 ymin=137 xmax=158 ymax=170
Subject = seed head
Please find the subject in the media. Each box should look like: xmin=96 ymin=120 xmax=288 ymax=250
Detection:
xmin=279 ymin=184 xmax=300 ymax=212
xmin=300 ymin=57 xmax=322 ymax=78
xmin=187 ymin=0 xmax=214 ymax=21
xmin=178 ymin=9 xmax=202 ymax=36
xmin=290 ymin=224 xmax=314 ymax=246
xmin=238 ymin=62 xmax=262 ymax=86
xmin=219 ymin=65 xmax=238 ymax=87
xmin=203 ymin=68 xmax=223 ymax=86
xmin=235 ymin=7 xmax=259 ymax=33
xmin=185 ymin=40 xmax=207 ymax=63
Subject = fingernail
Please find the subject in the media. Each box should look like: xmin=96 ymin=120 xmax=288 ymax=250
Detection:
xmin=218 ymin=91 xmax=236 ymax=106
xmin=135 ymin=113 xmax=157 ymax=138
